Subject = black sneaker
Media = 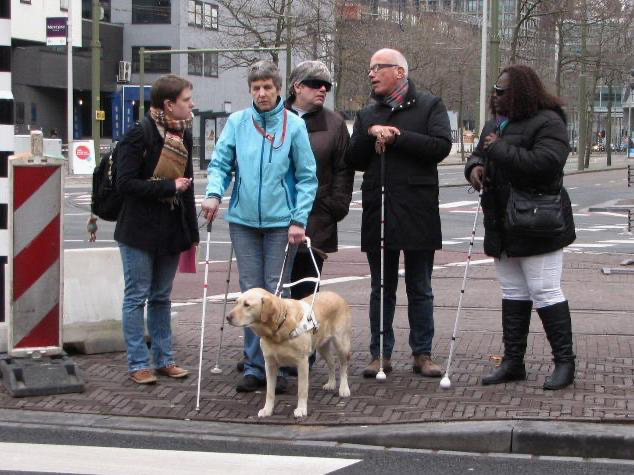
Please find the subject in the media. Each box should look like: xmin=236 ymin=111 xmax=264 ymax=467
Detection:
xmin=275 ymin=376 xmax=288 ymax=395
xmin=236 ymin=375 xmax=265 ymax=393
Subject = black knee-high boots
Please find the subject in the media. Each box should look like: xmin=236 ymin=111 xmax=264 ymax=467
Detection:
xmin=482 ymin=299 xmax=532 ymax=385
xmin=482 ymin=299 xmax=576 ymax=390
xmin=537 ymin=300 xmax=576 ymax=390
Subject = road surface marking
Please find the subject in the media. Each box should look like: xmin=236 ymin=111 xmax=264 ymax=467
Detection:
xmin=568 ymin=243 xmax=615 ymax=248
xmin=439 ymin=200 xmax=478 ymax=209
xmin=0 ymin=442 xmax=360 ymax=475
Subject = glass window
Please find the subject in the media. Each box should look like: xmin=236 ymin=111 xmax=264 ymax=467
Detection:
xmin=204 ymin=51 xmax=219 ymax=77
xmin=31 ymin=103 xmax=37 ymax=123
xmin=190 ymin=1 xmax=217 ymax=29
xmin=188 ymin=0 xmax=196 ymax=25
xmin=132 ymin=0 xmax=171 ymax=24
xmin=132 ymin=46 xmax=171 ymax=73
xmin=0 ymin=0 xmax=9 ymax=19
xmin=188 ymin=49 xmax=203 ymax=76
xmin=195 ymin=2 xmax=203 ymax=26
xmin=211 ymin=4 xmax=218 ymax=29
xmin=15 ymin=102 xmax=25 ymax=125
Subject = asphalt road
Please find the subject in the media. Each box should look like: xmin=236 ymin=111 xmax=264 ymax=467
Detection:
xmin=64 ymin=167 xmax=634 ymax=257
xmin=0 ymin=424 xmax=633 ymax=474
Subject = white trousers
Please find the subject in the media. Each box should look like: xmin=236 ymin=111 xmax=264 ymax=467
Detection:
xmin=494 ymin=250 xmax=566 ymax=309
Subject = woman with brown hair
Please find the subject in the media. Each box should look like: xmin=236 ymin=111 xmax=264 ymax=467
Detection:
xmin=465 ymin=65 xmax=576 ymax=390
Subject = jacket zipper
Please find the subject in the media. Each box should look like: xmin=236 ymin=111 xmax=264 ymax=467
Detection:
xmin=233 ymin=177 xmax=241 ymax=207
xmin=258 ymin=115 xmax=266 ymax=227
xmin=281 ymin=178 xmax=291 ymax=211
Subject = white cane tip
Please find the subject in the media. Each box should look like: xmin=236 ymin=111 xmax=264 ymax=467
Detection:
xmin=440 ymin=376 xmax=451 ymax=389
xmin=376 ymin=371 xmax=387 ymax=381
xmin=210 ymin=367 xmax=223 ymax=374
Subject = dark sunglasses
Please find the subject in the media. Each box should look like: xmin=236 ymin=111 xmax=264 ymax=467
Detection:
xmin=302 ymin=80 xmax=332 ymax=92
xmin=493 ymin=84 xmax=508 ymax=96
xmin=368 ymin=63 xmax=399 ymax=74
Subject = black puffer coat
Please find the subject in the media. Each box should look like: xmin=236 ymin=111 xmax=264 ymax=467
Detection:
xmin=285 ymin=102 xmax=354 ymax=253
xmin=114 ymin=117 xmax=199 ymax=255
xmin=346 ymin=81 xmax=452 ymax=252
xmin=464 ymin=108 xmax=576 ymax=258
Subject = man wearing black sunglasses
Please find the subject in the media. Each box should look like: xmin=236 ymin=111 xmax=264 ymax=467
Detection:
xmin=347 ymin=48 xmax=452 ymax=380
xmin=285 ymin=61 xmax=354 ymax=302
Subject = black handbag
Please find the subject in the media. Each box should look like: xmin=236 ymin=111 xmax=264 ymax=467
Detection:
xmin=505 ymin=186 xmax=566 ymax=237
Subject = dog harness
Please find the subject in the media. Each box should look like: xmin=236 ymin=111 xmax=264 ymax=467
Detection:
xmin=289 ymin=301 xmax=318 ymax=339
xmin=274 ymin=237 xmax=321 ymax=337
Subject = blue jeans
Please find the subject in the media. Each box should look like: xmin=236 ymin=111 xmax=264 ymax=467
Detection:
xmin=118 ymin=242 xmax=180 ymax=372
xmin=367 ymin=249 xmax=435 ymax=358
xmin=229 ymin=223 xmax=295 ymax=381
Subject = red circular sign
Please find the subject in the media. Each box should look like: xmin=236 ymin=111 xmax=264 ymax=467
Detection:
xmin=76 ymin=145 xmax=91 ymax=160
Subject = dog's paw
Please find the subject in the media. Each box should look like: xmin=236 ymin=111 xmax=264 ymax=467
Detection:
xmin=294 ymin=407 xmax=308 ymax=418
xmin=339 ymin=385 xmax=351 ymax=398
xmin=258 ymin=407 xmax=273 ymax=418
xmin=323 ymin=380 xmax=336 ymax=391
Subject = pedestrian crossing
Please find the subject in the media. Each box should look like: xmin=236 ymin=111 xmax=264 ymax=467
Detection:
xmin=0 ymin=442 xmax=360 ymax=475
xmin=63 ymin=194 xmax=634 ymax=253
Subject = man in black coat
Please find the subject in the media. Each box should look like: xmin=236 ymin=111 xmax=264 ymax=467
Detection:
xmin=285 ymin=61 xmax=354 ymax=299
xmin=347 ymin=48 xmax=452 ymax=378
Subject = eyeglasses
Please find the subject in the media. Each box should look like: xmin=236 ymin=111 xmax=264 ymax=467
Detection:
xmin=368 ymin=63 xmax=399 ymax=75
xmin=493 ymin=84 xmax=508 ymax=96
xmin=302 ymin=80 xmax=332 ymax=92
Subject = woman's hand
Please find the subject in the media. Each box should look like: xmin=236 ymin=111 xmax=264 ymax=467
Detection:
xmin=175 ymin=177 xmax=193 ymax=192
xmin=201 ymin=197 xmax=221 ymax=223
xmin=288 ymin=225 xmax=306 ymax=245
xmin=469 ymin=165 xmax=485 ymax=192
xmin=483 ymin=133 xmax=498 ymax=150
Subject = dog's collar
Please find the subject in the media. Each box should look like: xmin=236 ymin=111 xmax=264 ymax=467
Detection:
xmin=272 ymin=307 xmax=288 ymax=336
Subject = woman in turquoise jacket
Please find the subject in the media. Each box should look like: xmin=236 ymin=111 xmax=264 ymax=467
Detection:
xmin=202 ymin=60 xmax=317 ymax=394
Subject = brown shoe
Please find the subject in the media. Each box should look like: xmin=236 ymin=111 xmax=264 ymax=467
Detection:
xmin=157 ymin=364 xmax=189 ymax=379
xmin=413 ymin=355 xmax=442 ymax=377
xmin=362 ymin=358 xmax=392 ymax=378
xmin=129 ymin=369 xmax=157 ymax=384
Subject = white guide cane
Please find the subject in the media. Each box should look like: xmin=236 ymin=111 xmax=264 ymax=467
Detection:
xmin=440 ymin=186 xmax=484 ymax=390
xmin=376 ymin=151 xmax=387 ymax=381
xmin=195 ymin=222 xmax=213 ymax=412
xmin=210 ymin=244 xmax=234 ymax=374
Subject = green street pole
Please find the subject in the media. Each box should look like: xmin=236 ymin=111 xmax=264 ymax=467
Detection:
xmin=139 ymin=47 xmax=145 ymax=121
xmin=91 ymin=0 xmax=101 ymax=162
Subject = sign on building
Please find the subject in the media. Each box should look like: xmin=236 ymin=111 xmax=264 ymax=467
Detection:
xmin=46 ymin=17 xmax=67 ymax=46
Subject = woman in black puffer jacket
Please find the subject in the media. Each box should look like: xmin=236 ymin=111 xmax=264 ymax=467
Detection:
xmin=465 ymin=65 xmax=576 ymax=390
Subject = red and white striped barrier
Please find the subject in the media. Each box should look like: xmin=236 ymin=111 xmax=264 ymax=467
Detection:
xmin=8 ymin=136 xmax=64 ymax=357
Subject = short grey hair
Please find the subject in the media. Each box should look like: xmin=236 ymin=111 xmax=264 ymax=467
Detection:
xmin=288 ymin=60 xmax=332 ymax=97
xmin=372 ymin=48 xmax=409 ymax=76
xmin=247 ymin=60 xmax=283 ymax=90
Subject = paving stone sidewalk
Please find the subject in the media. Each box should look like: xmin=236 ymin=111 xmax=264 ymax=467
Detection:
xmin=0 ymin=249 xmax=632 ymax=426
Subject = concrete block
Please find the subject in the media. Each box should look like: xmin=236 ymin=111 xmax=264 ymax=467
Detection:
xmin=63 ymin=248 xmax=125 ymax=354
xmin=512 ymin=421 xmax=634 ymax=460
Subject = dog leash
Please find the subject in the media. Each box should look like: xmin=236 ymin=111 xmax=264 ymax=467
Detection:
xmin=274 ymin=237 xmax=321 ymax=337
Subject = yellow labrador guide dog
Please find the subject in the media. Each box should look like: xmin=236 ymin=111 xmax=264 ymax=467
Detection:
xmin=226 ymin=288 xmax=352 ymax=418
